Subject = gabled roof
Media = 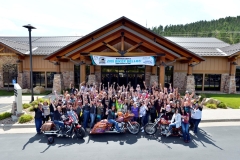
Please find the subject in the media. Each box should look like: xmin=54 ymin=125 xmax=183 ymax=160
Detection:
xmin=44 ymin=16 xmax=205 ymax=62
xmin=0 ymin=36 xmax=81 ymax=55
xmin=220 ymin=42 xmax=240 ymax=56
xmin=165 ymin=37 xmax=230 ymax=56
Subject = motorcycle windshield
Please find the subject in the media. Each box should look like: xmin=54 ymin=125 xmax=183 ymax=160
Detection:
xmin=67 ymin=111 xmax=77 ymax=122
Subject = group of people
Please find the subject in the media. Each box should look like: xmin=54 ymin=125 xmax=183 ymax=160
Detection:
xmin=34 ymin=80 xmax=203 ymax=143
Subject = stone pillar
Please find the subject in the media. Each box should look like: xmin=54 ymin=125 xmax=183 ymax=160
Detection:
xmin=145 ymin=66 xmax=151 ymax=87
xmin=62 ymin=71 xmax=74 ymax=89
xmin=52 ymin=74 xmax=64 ymax=94
xmin=17 ymin=73 xmax=23 ymax=88
xmin=150 ymin=75 xmax=158 ymax=86
xmin=223 ymin=75 xmax=236 ymax=93
xmin=184 ymin=75 xmax=195 ymax=92
xmin=95 ymin=66 xmax=101 ymax=84
xmin=0 ymin=71 xmax=3 ymax=88
xmin=87 ymin=75 xmax=96 ymax=85
xmin=23 ymin=71 xmax=30 ymax=89
xmin=220 ymin=73 xmax=229 ymax=92
xmin=173 ymin=72 xmax=187 ymax=92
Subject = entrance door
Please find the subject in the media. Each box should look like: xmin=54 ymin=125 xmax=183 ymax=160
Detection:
xmin=101 ymin=66 xmax=145 ymax=88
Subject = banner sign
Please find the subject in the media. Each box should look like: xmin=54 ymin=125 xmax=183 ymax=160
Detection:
xmin=91 ymin=55 xmax=155 ymax=66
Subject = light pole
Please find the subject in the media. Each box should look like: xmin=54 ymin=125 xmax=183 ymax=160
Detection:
xmin=23 ymin=24 xmax=36 ymax=102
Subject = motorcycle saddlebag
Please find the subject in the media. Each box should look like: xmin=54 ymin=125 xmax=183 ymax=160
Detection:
xmin=41 ymin=122 xmax=54 ymax=131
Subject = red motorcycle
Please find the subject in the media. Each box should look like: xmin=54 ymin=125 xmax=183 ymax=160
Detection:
xmin=41 ymin=111 xmax=86 ymax=141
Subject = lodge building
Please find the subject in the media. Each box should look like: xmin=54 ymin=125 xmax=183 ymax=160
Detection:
xmin=0 ymin=17 xmax=240 ymax=93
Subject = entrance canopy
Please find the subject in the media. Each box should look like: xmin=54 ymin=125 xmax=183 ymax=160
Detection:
xmin=44 ymin=16 xmax=205 ymax=64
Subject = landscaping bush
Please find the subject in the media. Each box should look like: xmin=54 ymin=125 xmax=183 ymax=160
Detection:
xmin=200 ymin=94 xmax=207 ymax=102
xmin=30 ymin=100 xmax=39 ymax=106
xmin=206 ymin=103 xmax=217 ymax=109
xmin=23 ymin=103 xmax=32 ymax=109
xmin=18 ymin=114 xmax=33 ymax=123
xmin=29 ymin=106 xmax=36 ymax=112
xmin=218 ymin=102 xmax=227 ymax=109
xmin=0 ymin=112 xmax=12 ymax=120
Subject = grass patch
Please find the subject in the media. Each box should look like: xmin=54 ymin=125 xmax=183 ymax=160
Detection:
xmin=205 ymin=94 xmax=240 ymax=109
xmin=0 ymin=112 xmax=12 ymax=120
xmin=18 ymin=114 xmax=33 ymax=123
xmin=0 ymin=90 xmax=51 ymax=96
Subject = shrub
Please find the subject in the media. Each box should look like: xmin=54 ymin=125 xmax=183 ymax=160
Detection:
xmin=18 ymin=114 xmax=33 ymax=123
xmin=30 ymin=101 xmax=39 ymax=106
xmin=0 ymin=112 xmax=12 ymax=120
xmin=200 ymin=94 xmax=207 ymax=102
xmin=29 ymin=106 xmax=37 ymax=112
xmin=218 ymin=102 xmax=227 ymax=109
xmin=23 ymin=103 xmax=32 ymax=109
xmin=206 ymin=103 xmax=217 ymax=109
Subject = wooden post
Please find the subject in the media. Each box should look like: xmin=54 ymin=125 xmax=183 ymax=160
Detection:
xmin=80 ymin=64 xmax=86 ymax=82
xmin=56 ymin=62 xmax=61 ymax=73
xmin=151 ymin=66 xmax=157 ymax=75
xmin=159 ymin=56 xmax=165 ymax=86
xmin=202 ymin=74 xmax=205 ymax=91
xmin=187 ymin=64 xmax=193 ymax=75
xmin=90 ymin=65 xmax=95 ymax=74
xmin=230 ymin=61 xmax=236 ymax=76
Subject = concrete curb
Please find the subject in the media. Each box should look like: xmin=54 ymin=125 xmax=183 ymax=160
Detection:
xmin=1 ymin=119 xmax=240 ymax=129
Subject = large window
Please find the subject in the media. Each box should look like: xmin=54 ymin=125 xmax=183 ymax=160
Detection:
xmin=204 ymin=74 xmax=221 ymax=91
xmin=194 ymin=74 xmax=203 ymax=91
xmin=236 ymin=66 xmax=240 ymax=91
xmin=165 ymin=66 xmax=173 ymax=88
xmin=46 ymin=72 xmax=56 ymax=88
xmin=101 ymin=66 xmax=145 ymax=89
xmin=33 ymin=72 xmax=45 ymax=87
xmin=74 ymin=65 xmax=80 ymax=89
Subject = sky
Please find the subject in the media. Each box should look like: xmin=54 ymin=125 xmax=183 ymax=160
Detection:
xmin=0 ymin=0 xmax=240 ymax=36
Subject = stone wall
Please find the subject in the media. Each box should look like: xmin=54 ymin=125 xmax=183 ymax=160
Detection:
xmin=95 ymin=66 xmax=101 ymax=85
xmin=145 ymin=72 xmax=151 ymax=87
xmin=62 ymin=71 xmax=74 ymax=89
xmin=173 ymin=72 xmax=187 ymax=91
xmin=184 ymin=75 xmax=195 ymax=92
xmin=223 ymin=75 xmax=236 ymax=93
xmin=23 ymin=71 xmax=30 ymax=89
xmin=52 ymin=74 xmax=64 ymax=94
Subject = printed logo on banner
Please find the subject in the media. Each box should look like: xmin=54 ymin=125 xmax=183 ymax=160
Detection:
xmin=99 ymin=57 xmax=106 ymax=64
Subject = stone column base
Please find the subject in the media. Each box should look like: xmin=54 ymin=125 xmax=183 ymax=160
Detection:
xmin=173 ymin=72 xmax=187 ymax=92
xmin=52 ymin=74 xmax=64 ymax=94
xmin=0 ymin=71 xmax=3 ymax=88
xmin=150 ymin=75 xmax=158 ymax=86
xmin=223 ymin=75 xmax=236 ymax=93
xmin=184 ymin=75 xmax=195 ymax=92
xmin=17 ymin=73 xmax=23 ymax=88
xmin=87 ymin=74 xmax=96 ymax=85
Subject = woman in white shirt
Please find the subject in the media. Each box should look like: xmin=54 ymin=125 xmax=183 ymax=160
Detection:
xmin=166 ymin=108 xmax=181 ymax=137
xmin=190 ymin=103 xmax=202 ymax=134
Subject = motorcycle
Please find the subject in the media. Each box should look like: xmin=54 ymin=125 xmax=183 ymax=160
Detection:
xmin=144 ymin=115 xmax=182 ymax=137
xmin=41 ymin=111 xmax=86 ymax=140
xmin=90 ymin=113 xmax=140 ymax=135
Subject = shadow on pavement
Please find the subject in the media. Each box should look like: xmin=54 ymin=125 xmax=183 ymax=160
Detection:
xmin=142 ymin=128 xmax=223 ymax=150
xmin=87 ymin=132 xmax=141 ymax=145
xmin=22 ymin=133 xmax=85 ymax=153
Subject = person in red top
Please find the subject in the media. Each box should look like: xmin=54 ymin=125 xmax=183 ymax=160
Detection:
xmin=181 ymin=108 xmax=190 ymax=143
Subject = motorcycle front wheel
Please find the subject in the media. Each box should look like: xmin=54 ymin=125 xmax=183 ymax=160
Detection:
xmin=75 ymin=127 xmax=85 ymax=139
xmin=144 ymin=123 xmax=157 ymax=135
xmin=127 ymin=122 xmax=140 ymax=134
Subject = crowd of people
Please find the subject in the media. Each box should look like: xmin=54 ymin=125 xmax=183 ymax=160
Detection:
xmin=33 ymin=80 xmax=203 ymax=143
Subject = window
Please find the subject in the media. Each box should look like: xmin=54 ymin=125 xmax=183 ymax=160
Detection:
xmin=194 ymin=74 xmax=203 ymax=91
xmin=236 ymin=66 xmax=240 ymax=91
xmin=46 ymin=72 xmax=56 ymax=88
xmin=204 ymin=74 xmax=221 ymax=91
xmin=74 ymin=65 xmax=80 ymax=89
xmin=33 ymin=72 xmax=45 ymax=87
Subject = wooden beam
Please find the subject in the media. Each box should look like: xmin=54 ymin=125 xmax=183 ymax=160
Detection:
xmin=126 ymin=42 xmax=143 ymax=53
xmin=103 ymin=42 xmax=118 ymax=52
xmin=121 ymin=33 xmax=124 ymax=51
xmin=80 ymin=64 xmax=86 ymax=82
xmin=90 ymin=52 xmax=157 ymax=56
xmin=90 ymin=65 xmax=94 ymax=74
xmin=0 ymin=47 xmax=4 ymax=52
xmin=230 ymin=61 xmax=237 ymax=76
xmin=159 ymin=56 xmax=165 ymax=86
xmin=228 ymin=56 xmax=238 ymax=62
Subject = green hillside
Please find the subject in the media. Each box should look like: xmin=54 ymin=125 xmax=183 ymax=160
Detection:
xmin=150 ymin=16 xmax=240 ymax=44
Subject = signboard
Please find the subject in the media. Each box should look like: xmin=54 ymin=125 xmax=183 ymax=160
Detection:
xmin=91 ymin=56 xmax=155 ymax=66
xmin=14 ymin=83 xmax=22 ymax=114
